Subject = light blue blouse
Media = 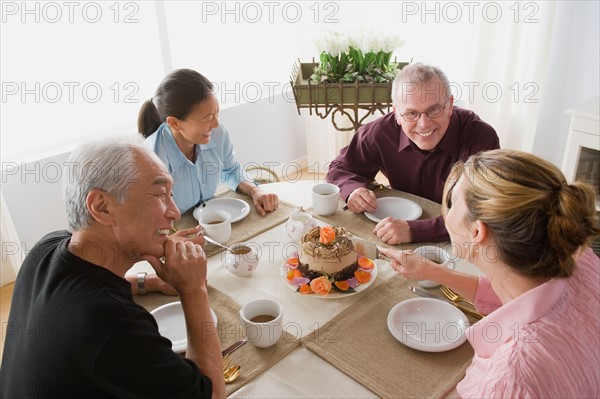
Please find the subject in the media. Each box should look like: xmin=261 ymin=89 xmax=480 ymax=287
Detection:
xmin=144 ymin=123 xmax=251 ymax=213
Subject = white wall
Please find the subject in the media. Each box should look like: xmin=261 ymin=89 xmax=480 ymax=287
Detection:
xmin=2 ymin=1 xmax=599 ymax=283
xmin=532 ymin=1 xmax=600 ymax=166
xmin=1 ymin=94 xmax=307 ymax=265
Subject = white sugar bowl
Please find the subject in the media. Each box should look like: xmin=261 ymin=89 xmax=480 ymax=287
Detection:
xmin=225 ymin=243 xmax=260 ymax=277
xmin=285 ymin=209 xmax=317 ymax=242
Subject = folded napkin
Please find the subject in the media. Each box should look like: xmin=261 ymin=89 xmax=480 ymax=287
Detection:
xmin=301 ymin=274 xmax=474 ymax=399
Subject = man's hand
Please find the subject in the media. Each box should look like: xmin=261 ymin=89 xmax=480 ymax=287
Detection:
xmin=146 ymin=274 xmax=178 ymax=295
xmin=347 ymin=188 xmax=378 ymax=213
xmin=142 ymin=234 xmax=208 ymax=296
xmin=373 ymin=218 xmax=413 ymax=244
xmin=127 ymin=273 xmax=178 ymax=296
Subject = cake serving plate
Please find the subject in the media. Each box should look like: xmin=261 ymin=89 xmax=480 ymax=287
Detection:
xmin=279 ymin=260 xmax=378 ymax=299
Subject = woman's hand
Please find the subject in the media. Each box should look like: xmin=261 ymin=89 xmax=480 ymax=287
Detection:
xmin=379 ymin=247 xmax=440 ymax=282
xmin=250 ymin=187 xmax=279 ymax=216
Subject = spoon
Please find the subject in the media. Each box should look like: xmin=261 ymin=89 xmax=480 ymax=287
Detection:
xmin=224 ymin=364 xmax=241 ymax=383
xmin=171 ymin=227 xmax=235 ymax=253
xmin=203 ymin=235 xmax=235 ymax=253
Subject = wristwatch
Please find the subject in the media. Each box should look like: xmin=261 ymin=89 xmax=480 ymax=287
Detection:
xmin=137 ymin=272 xmax=148 ymax=295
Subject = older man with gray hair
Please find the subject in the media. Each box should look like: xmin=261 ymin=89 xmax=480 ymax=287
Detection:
xmin=0 ymin=136 xmax=225 ymax=398
xmin=326 ymin=62 xmax=500 ymax=244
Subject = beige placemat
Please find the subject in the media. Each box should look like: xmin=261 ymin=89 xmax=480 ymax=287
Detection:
xmin=310 ymin=189 xmax=443 ymax=251
xmin=135 ymin=286 xmax=301 ymax=396
xmin=301 ymin=274 xmax=474 ymax=399
xmin=174 ymin=191 xmax=297 ymax=257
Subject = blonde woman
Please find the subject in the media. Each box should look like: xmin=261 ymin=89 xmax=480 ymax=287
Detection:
xmin=381 ymin=149 xmax=600 ymax=398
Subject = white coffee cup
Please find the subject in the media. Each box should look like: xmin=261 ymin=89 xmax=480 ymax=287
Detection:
xmin=196 ymin=210 xmax=232 ymax=243
xmin=239 ymin=299 xmax=283 ymax=348
xmin=413 ymin=245 xmax=456 ymax=288
xmin=312 ymin=183 xmax=340 ymax=216
xmin=225 ymin=243 xmax=260 ymax=277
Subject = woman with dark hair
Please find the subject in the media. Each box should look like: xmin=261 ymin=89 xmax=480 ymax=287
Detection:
xmin=138 ymin=69 xmax=278 ymax=216
xmin=381 ymin=149 xmax=600 ymax=398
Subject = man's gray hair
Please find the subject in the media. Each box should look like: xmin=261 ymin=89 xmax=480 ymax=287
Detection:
xmin=391 ymin=63 xmax=451 ymax=106
xmin=63 ymin=134 xmax=148 ymax=231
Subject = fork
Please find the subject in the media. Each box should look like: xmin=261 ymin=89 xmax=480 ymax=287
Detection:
xmin=224 ymin=364 xmax=241 ymax=383
xmin=440 ymin=285 xmax=476 ymax=308
xmin=223 ymin=354 xmax=232 ymax=372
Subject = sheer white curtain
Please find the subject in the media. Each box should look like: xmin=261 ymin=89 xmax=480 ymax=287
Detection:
xmin=305 ymin=115 xmax=354 ymax=176
xmin=1 ymin=192 xmax=21 ymax=285
xmin=305 ymin=111 xmax=383 ymax=176
xmin=306 ymin=2 xmax=560 ymax=158
xmin=467 ymin=1 xmax=558 ymax=151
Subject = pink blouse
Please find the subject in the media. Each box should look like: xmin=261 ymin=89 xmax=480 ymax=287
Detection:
xmin=457 ymin=247 xmax=600 ymax=398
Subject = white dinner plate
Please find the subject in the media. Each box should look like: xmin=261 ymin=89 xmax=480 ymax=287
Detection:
xmin=193 ymin=198 xmax=250 ymax=223
xmin=151 ymin=301 xmax=218 ymax=353
xmin=387 ymin=298 xmax=469 ymax=352
xmin=280 ymin=260 xmax=378 ymax=299
xmin=364 ymin=197 xmax=423 ymax=223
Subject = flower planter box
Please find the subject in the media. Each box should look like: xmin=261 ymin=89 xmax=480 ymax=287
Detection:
xmin=291 ymin=62 xmax=408 ymax=108
xmin=289 ymin=61 xmax=408 ymax=131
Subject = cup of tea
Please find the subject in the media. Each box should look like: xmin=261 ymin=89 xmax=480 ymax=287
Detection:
xmin=413 ymin=245 xmax=456 ymax=288
xmin=239 ymin=299 xmax=283 ymax=348
xmin=225 ymin=243 xmax=260 ymax=277
xmin=312 ymin=183 xmax=340 ymax=216
xmin=196 ymin=210 xmax=232 ymax=243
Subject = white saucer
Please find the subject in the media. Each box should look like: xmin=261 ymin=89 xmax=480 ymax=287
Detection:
xmin=387 ymin=298 xmax=468 ymax=352
xmin=151 ymin=301 xmax=218 ymax=353
xmin=365 ymin=197 xmax=423 ymax=222
xmin=193 ymin=198 xmax=250 ymax=223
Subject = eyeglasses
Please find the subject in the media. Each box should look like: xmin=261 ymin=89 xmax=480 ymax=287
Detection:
xmin=398 ymin=101 xmax=448 ymax=122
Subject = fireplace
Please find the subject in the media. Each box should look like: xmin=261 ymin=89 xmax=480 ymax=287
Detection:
xmin=561 ymin=97 xmax=600 ymax=254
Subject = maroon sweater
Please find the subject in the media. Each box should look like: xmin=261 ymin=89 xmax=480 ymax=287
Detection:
xmin=326 ymin=107 xmax=499 ymax=242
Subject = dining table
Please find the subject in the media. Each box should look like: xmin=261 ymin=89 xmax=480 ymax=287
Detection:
xmin=130 ymin=180 xmax=481 ymax=398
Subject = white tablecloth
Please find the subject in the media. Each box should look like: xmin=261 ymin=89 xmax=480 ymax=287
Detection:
xmin=130 ymin=182 xmax=478 ymax=398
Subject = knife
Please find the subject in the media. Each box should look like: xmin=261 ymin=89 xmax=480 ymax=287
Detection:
xmin=409 ymin=286 xmax=454 ymax=304
xmin=221 ymin=339 xmax=247 ymax=357
xmin=409 ymin=286 xmax=484 ymax=320
xmin=349 ymin=233 xmax=392 ymax=262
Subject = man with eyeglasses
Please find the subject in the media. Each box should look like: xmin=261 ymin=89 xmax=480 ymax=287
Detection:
xmin=326 ymin=63 xmax=499 ymax=244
